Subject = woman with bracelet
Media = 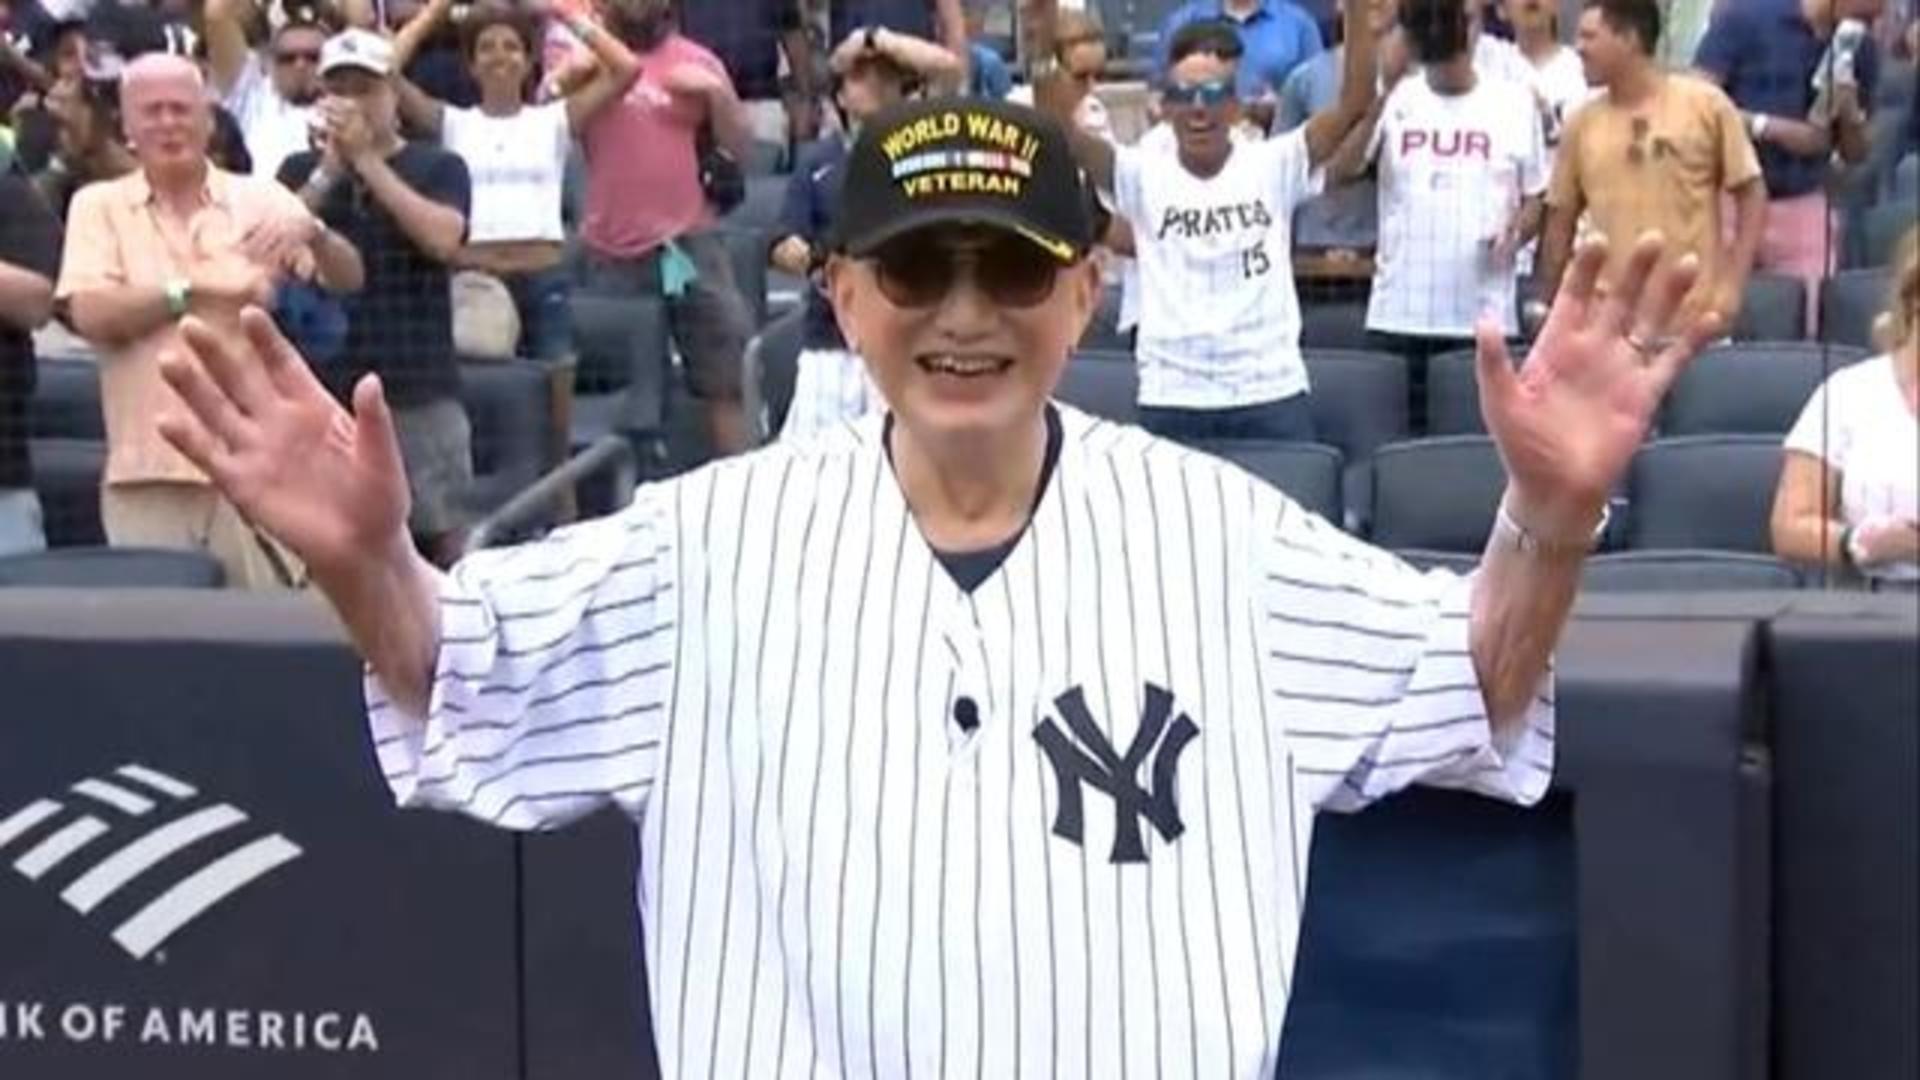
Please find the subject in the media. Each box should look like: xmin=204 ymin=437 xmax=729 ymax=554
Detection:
xmin=1771 ymin=226 xmax=1919 ymax=587
xmin=387 ymin=0 xmax=639 ymax=361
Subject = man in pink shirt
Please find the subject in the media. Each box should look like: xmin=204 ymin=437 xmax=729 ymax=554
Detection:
xmin=575 ymin=0 xmax=756 ymax=454
xmin=55 ymin=53 xmax=363 ymax=587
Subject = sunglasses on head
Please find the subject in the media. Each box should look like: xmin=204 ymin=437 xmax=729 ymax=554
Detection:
xmin=1163 ymin=77 xmax=1235 ymax=108
xmin=869 ymin=230 xmax=1063 ymax=309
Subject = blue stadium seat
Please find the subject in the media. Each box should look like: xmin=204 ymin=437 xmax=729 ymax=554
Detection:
xmin=720 ymin=226 xmax=771 ymax=328
xmin=1299 ymin=298 xmax=1372 ymax=349
xmin=1857 ymin=201 xmax=1915 ymax=269
xmin=1625 ymin=435 xmax=1784 ymax=553
xmin=1304 ymin=349 xmax=1410 ymax=531
xmin=0 ymin=547 xmax=224 ymax=588
xmin=1054 ymin=350 xmax=1138 ymax=424
xmin=27 ymin=353 xmax=105 ymax=441
xmin=1819 ymin=269 xmax=1890 ymax=350
xmin=1661 ymin=342 xmax=1870 ymax=436
xmin=1185 ymin=439 xmax=1344 ymax=523
xmin=1367 ymin=435 xmax=1506 ymax=552
xmin=459 ymin=359 xmax=560 ymax=515
xmin=1731 ymin=273 xmax=1808 ymax=342
xmin=1581 ymin=550 xmax=1802 ymax=592
xmin=1425 ymin=348 xmax=1488 ymax=436
xmin=28 ymin=438 xmax=106 ymax=548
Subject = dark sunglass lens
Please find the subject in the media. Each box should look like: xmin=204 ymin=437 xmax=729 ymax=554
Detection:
xmin=875 ymin=243 xmax=952 ymax=307
xmin=979 ymin=241 xmax=1059 ymax=307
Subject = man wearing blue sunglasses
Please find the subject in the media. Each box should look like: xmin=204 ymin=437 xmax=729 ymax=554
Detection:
xmin=1039 ymin=1 xmax=1379 ymax=443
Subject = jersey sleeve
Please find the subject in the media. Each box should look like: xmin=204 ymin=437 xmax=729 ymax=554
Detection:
xmin=1708 ymin=84 xmax=1764 ymax=191
xmin=365 ymin=486 xmax=680 ymax=830
xmin=1254 ymin=499 xmax=1555 ymax=814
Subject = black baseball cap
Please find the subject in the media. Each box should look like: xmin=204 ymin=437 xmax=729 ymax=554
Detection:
xmin=832 ymin=96 xmax=1097 ymax=264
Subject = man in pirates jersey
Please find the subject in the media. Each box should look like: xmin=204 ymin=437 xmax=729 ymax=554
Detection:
xmin=154 ymin=90 xmax=1721 ymax=1077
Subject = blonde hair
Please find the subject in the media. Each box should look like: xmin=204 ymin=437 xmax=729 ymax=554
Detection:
xmin=1876 ymin=225 xmax=1919 ymax=352
xmin=1053 ymin=10 xmax=1106 ymax=59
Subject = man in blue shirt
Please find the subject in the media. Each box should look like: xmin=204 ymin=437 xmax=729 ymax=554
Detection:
xmin=1156 ymin=0 xmax=1325 ymax=112
xmin=1694 ymin=0 xmax=1883 ymax=331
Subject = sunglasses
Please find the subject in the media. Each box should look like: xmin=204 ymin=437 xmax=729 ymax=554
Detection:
xmin=276 ymin=49 xmax=321 ymax=65
xmin=870 ymin=232 xmax=1062 ymax=309
xmin=1163 ymin=78 xmax=1235 ymax=108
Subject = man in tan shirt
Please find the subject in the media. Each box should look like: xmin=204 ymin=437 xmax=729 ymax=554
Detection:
xmin=1539 ymin=0 xmax=1766 ymax=339
xmin=56 ymin=53 xmax=363 ymax=588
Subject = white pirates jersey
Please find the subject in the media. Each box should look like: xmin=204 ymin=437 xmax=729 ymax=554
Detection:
xmin=367 ymin=405 xmax=1555 ymax=1079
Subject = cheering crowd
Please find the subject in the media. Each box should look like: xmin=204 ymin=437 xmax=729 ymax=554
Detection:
xmin=0 ymin=0 xmax=1913 ymax=584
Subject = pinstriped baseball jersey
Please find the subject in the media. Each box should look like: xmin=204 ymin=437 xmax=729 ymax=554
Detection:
xmin=366 ymin=404 xmax=1555 ymax=1078
xmin=780 ymin=347 xmax=884 ymax=444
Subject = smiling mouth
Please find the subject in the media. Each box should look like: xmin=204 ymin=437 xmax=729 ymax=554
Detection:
xmin=917 ymin=353 xmax=1014 ymax=377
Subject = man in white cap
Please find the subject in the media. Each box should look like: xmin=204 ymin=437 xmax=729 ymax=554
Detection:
xmin=277 ymin=27 xmax=476 ymax=565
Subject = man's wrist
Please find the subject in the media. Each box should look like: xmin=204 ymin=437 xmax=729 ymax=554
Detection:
xmin=1499 ymin=489 xmax=1609 ymax=557
xmin=1746 ymin=111 xmax=1770 ymax=142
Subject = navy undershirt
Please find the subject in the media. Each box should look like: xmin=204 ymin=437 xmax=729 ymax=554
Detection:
xmin=883 ymin=406 xmax=1066 ymax=593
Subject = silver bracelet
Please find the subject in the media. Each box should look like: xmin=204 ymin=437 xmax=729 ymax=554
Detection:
xmin=1494 ymin=497 xmax=1609 ymax=558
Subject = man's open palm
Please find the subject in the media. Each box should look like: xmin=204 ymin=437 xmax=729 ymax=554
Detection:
xmin=159 ymin=309 xmax=411 ymax=580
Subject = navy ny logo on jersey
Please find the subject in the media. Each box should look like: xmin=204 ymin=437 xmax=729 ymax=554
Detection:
xmin=1034 ymin=684 xmax=1199 ymax=864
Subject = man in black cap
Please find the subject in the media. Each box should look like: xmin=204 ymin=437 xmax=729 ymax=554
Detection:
xmin=155 ymin=96 xmax=1719 ymax=1074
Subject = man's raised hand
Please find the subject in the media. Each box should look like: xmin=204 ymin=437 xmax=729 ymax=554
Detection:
xmin=158 ymin=308 xmax=412 ymax=583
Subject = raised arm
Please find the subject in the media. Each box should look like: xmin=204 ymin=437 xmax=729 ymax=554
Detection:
xmin=561 ymin=4 xmax=643 ymax=133
xmin=204 ymin=0 xmax=258 ymax=97
xmin=1301 ymin=0 xmax=1379 ymax=166
xmin=933 ymin=0 xmax=971 ymax=93
xmin=831 ymin=25 xmax=965 ymax=88
xmin=390 ymin=0 xmax=457 ymax=134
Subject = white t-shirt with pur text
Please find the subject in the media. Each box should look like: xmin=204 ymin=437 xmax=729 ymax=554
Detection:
xmin=1365 ymin=74 xmax=1548 ymax=339
xmin=1113 ymin=130 xmax=1322 ymax=410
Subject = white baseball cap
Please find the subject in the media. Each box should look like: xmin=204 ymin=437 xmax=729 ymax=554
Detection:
xmin=319 ymin=28 xmax=393 ymax=77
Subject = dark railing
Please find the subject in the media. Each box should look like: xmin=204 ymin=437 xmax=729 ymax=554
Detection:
xmin=463 ymin=435 xmax=639 ymax=554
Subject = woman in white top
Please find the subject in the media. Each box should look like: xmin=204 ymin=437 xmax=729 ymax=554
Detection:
xmin=1500 ymin=0 xmax=1587 ymax=148
xmin=389 ymin=0 xmax=639 ymax=359
xmin=1772 ymin=227 xmax=1920 ymax=586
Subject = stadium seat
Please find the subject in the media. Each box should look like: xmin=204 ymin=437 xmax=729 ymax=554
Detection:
xmin=1819 ymin=269 xmax=1890 ymax=350
xmin=28 ymin=438 xmax=105 ymax=547
xmin=727 ymin=175 xmax=788 ymax=234
xmin=1299 ymin=298 xmax=1372 ymax=349
xmin=1625 ymin=435 xmax=1784 ymax=553
xmin=569 ymin=294 xmax=671 ymax=447
xmin=1186 ymin=439 xmax=1344 ymax=522
xmin=1424 ymin=348 xmax=1488 ymax=436
xmin=1661 ymin=342 xmax=1870 ymax=436
xmin=459 ymin=359 xmax=560 ymax=513
xmin=27 ymin=353 xmax=105 ymax=441
xmin=0 ymin=546 xmax=224 ymax=588
xmin=1367 ymin=435 xmax=1506 ymax=552
xmin=1303 ymin=348 xmax=1410 ymax=530
xmin=1731 ymin=273 xmax=1808 ymax=342
xmin=743 ymin=307 xmax=805 ymax=443
xmin=1857 ymin=201 xmax=1914 ymax=269
xmin=1580 ymin=550 xmax=1802 ymax=592
xmin=1054 ymin=350 xmax=1138 ymax=424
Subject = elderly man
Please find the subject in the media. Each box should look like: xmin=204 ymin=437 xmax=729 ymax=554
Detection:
xmin=158 ymin=90 xmax=1716 ymax=1074
xmin=56 ymin=51 xmax=360 ymax=587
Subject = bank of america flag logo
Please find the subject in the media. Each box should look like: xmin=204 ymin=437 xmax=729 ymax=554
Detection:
xmin=0 ymin=764 xmax=302 ymax=960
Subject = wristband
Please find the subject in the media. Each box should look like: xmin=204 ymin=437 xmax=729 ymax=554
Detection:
xmin=1747 ymin=112 xmax=1770 ymax=141
xmin=1494 ymin=497 xmax=1609 ymax=559
xmin=164 ymin=278 xmax=191 ymax=319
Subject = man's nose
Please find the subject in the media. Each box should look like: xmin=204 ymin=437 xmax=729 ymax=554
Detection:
xmin=930 ymin=273 xmax=999 ymax=340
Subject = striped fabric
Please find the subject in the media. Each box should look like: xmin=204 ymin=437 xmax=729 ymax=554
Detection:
xmin=367 ymin=405 xmax=1553 ymax=1079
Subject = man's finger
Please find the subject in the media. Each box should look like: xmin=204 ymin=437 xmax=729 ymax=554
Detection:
xmin=1472 ymin=316 xmax=1520 ymax=421
xmin=1647 ymin=306 xmax=1725 ymax=396
xmin=1599 ymin=230 xmax=1665 ymax=336
xmin=1625 ymin=251 xmax=1699 ymax=357
xmin=158 ymin=350 xmax=252 ymax=451
xmin=181 ymin=315 xmax=274 ymax=416
xmin=240 ymin=305 xmax=330 ymax=402
xmin=1548 ymin=236 xmax=1608 ymax=332
xmin=350 ymin=374 xmax=406 ymax=486
xmin=158 ymin=411 xmax=234 ymax=486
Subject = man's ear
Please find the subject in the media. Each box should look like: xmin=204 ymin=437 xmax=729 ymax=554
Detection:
xmin=1065 ymin=257 xmax=1104 ymax=342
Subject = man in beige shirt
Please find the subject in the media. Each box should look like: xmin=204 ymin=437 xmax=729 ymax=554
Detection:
xmin=56 ymin=53 xmax=363 ymax=588
xmin=1539 ymin=0 xmax=1766 ymax=339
